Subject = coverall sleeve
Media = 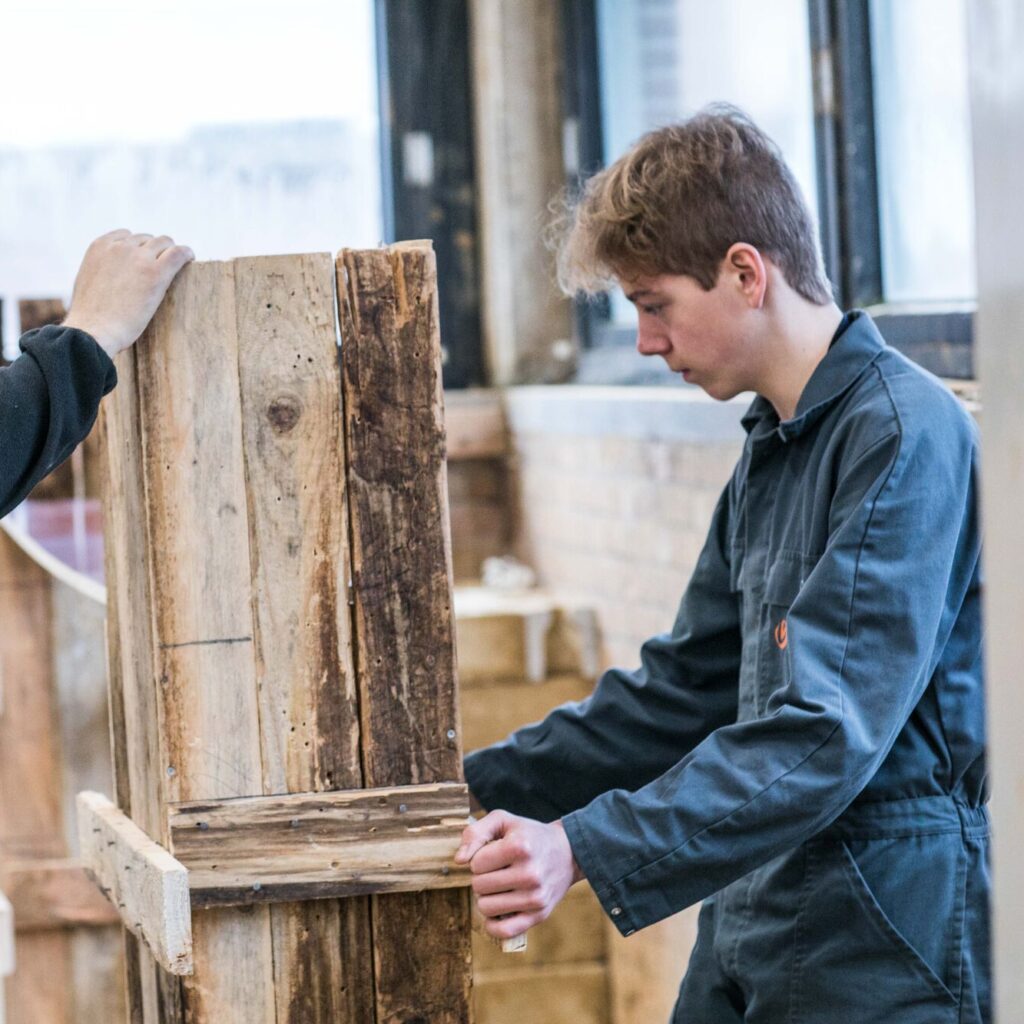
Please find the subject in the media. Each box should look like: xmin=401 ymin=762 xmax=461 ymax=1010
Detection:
xmin=464 ymin=476 xmax=742 ymax=822
xmin=0 ymin=326 xmax=117 ymax=517
xmin=562 ymin=409 xmax=980 ymax=935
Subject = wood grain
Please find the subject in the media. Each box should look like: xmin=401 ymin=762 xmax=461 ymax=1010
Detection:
xmin=339 ymin=243 xmax=474 ymax=1023
xmin=233 ymin=252 xmax=375 ymax=1023
xmin=77 ymin=791 xmax=192 ymax=976
xmin=168 ymin=783 xmax=470 ymax=906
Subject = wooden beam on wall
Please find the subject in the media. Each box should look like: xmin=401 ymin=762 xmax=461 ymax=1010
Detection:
xmin=470 ymin=0 xmax=575 ymax=384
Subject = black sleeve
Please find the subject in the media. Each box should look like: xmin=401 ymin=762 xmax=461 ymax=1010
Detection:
xmin=0 ymin=325 xmax=117 ymax=517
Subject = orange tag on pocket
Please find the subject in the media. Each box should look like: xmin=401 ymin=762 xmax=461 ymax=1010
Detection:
xmin=774 ymin=618 xmax=788 ymax=650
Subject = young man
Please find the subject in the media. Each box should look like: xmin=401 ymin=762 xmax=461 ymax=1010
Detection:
xmin=457 ymin=107 xmax=989 ymax=1023
xmin=0 ymin=230 xmax=193 ymax=515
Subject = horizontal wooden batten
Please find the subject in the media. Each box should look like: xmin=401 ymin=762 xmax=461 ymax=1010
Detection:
xmin=168 ymin=783 xmax=472 ymax=908
xmin=1 ymin=859 xmax=120 ymax=931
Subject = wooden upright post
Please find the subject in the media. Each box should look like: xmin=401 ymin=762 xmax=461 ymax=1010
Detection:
xmin=98 ymin=247 xmax=473 ymax=1022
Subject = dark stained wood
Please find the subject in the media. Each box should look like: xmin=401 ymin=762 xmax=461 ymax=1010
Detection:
xmin=339 ymin=243 xmax=474 ymax=1024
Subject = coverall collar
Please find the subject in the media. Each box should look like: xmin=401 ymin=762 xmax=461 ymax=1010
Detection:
xmin=741 ymin=311 xmax=887 ymax=443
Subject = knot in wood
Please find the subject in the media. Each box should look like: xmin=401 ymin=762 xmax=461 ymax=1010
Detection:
xmin=267 ymin=395 xmax=302 ymax=434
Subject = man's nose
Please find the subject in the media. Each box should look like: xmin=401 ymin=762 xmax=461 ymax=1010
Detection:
xmin=636 ymin=323 xmax=670 ymax=357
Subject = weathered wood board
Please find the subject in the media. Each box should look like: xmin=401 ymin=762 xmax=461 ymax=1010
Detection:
xmin=339 ymin=244 xmax=474 ymax=1023
xmin=77 ymin=792 xmax=192 ymax=975
xmin=168 ymin=783 xmax=471 ymax=906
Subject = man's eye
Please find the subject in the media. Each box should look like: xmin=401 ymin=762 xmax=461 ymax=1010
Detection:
xmin=641 ymin=305 xmax=664 ymax=316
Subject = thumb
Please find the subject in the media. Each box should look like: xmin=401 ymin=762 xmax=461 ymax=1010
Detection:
xmin=455 ymin=809 xmax=510 ymax=864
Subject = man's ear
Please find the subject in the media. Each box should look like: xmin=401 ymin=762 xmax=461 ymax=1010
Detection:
xmin=723 ymin=243 xmax=767 ymax=309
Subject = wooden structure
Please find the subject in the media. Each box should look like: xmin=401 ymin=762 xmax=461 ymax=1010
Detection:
xmin=93 ymin=246 xmax=473 ymax=1021
xmin=0 ymin=524 xmax=125 ymax=1022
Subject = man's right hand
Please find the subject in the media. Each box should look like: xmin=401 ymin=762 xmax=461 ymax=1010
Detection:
xmin=62 ymin=229 xmax=195 ymax=358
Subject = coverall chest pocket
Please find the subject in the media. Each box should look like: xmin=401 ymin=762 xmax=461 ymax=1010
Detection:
xmin=756 ymin=554 xmax=814 ymax=715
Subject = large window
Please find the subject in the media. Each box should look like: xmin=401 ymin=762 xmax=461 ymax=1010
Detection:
xmin=573 ymin=0 xmax=977 ymax=380
xmin=1 ymin=0 xmax=382 ymax=357
xmin=870 ymin=0 xmax=974 ymax=304
xmin=595 ymin=0 xmax=818 ymax=335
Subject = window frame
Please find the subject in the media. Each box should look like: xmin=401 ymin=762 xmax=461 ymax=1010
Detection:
xmin=375 ymin=0 xmax=485 ymax=389
xmin=563 ymin=0 xmax=976 ymax=383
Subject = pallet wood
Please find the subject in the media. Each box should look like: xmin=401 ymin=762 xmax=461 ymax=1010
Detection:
xmin=99 ymin=248 xmax=473 ymax=1022
xmin=168 ymin=783 xmax=470 ymax=906
xmin=233 ymin=253 xmax=375 ymax=1024
xmin=2 ymin=859 xmax=119 ymax=930
xmin=339 ymin=243 xmax=474 ymax=1022
xmin=473 ymin=962 xmax=610 ymax=1024
xmin=77 ymin=792 xmax=192 ymax=975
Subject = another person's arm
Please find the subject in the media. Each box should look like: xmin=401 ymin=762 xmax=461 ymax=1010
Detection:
xmin=0 ymin=230 xmax=193 ymax=516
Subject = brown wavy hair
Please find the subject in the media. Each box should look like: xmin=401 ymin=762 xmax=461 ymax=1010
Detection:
xmin=551 ymin=104 xmax=832 ymax=304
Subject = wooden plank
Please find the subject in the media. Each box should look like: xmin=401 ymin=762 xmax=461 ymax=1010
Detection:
xmin=2 ymin=859 xmax=119 ymax=930
xmin=339 ymin=243 xmax=474 ymax=1023
xmin=6 ymin=932 xmax=71 ymax=1023
xmin=233 ymin=252 xmax=375 ymax=1023
xmin=103 ymin=260 xmax=277 ymax=1021
xmin=461 ymin=674 xmax=596 ymax=754
xmin=18 ymin=298 xmax=66 ymax=333
xmin=469 ymin=0 xmax=574 ymax=385
xmin=76 ymin=791 xmax=192 ymax=975
xmin=473 ymin=962 xmax=610 ymax=1024
xmin=0 ymin=532 xmax=64 ymax=860
xmin=169 ymin=783 xmax=470 ymax=906
xmin=0 ymin=530 xmax=75 ymax=1023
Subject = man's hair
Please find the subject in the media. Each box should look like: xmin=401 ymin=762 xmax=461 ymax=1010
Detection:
xmin=551 ymin=104 xmax=833 ymax=305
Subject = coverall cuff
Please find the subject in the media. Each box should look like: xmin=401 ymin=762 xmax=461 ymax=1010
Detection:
xmin=561 ymin=808 xmax=639 ymax=938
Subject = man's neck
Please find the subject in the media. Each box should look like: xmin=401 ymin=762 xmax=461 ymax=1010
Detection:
xmin=755 ymin=300 xmax=845 ymax=422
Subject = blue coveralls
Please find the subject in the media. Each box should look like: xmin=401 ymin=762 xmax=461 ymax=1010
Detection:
xmin=465 ymin=312 xmax=990 ymax=1023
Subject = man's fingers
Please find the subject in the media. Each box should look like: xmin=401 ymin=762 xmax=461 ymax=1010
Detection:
xmin=477 ymin=890 xmax=545 ymax=918
xmin=470 ymin=866 xmax=522 ymax=896
xmin=144 ymin=235 xmax=176 ymax=256
xmin=99 ymin=228 xmax=132 ymax=243
xmin=483 ymin=912 xmax=536 ymax=941
xmin=455 ymin=810 xmax=510 ymax=864
xmin=155 ymin=244 xmax=196 ymax=274
xmin=125 ymin=232 xmax=155 ymax=247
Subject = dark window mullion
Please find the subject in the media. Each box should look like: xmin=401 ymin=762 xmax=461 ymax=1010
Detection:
xmin=808 ymin=0 xmax=883 ymax=310
xmin=374 ymin=0 xmax=483 ymax=389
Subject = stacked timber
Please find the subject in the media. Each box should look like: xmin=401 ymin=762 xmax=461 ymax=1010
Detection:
xmin=93 ymin=246 xmax=473 ymax=1022
xmin=455 ymin=586 xmax=613 ymax=1024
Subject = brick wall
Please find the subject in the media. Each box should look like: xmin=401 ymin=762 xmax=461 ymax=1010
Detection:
xmin=506 ymin=386 xmax=747 ymax=668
